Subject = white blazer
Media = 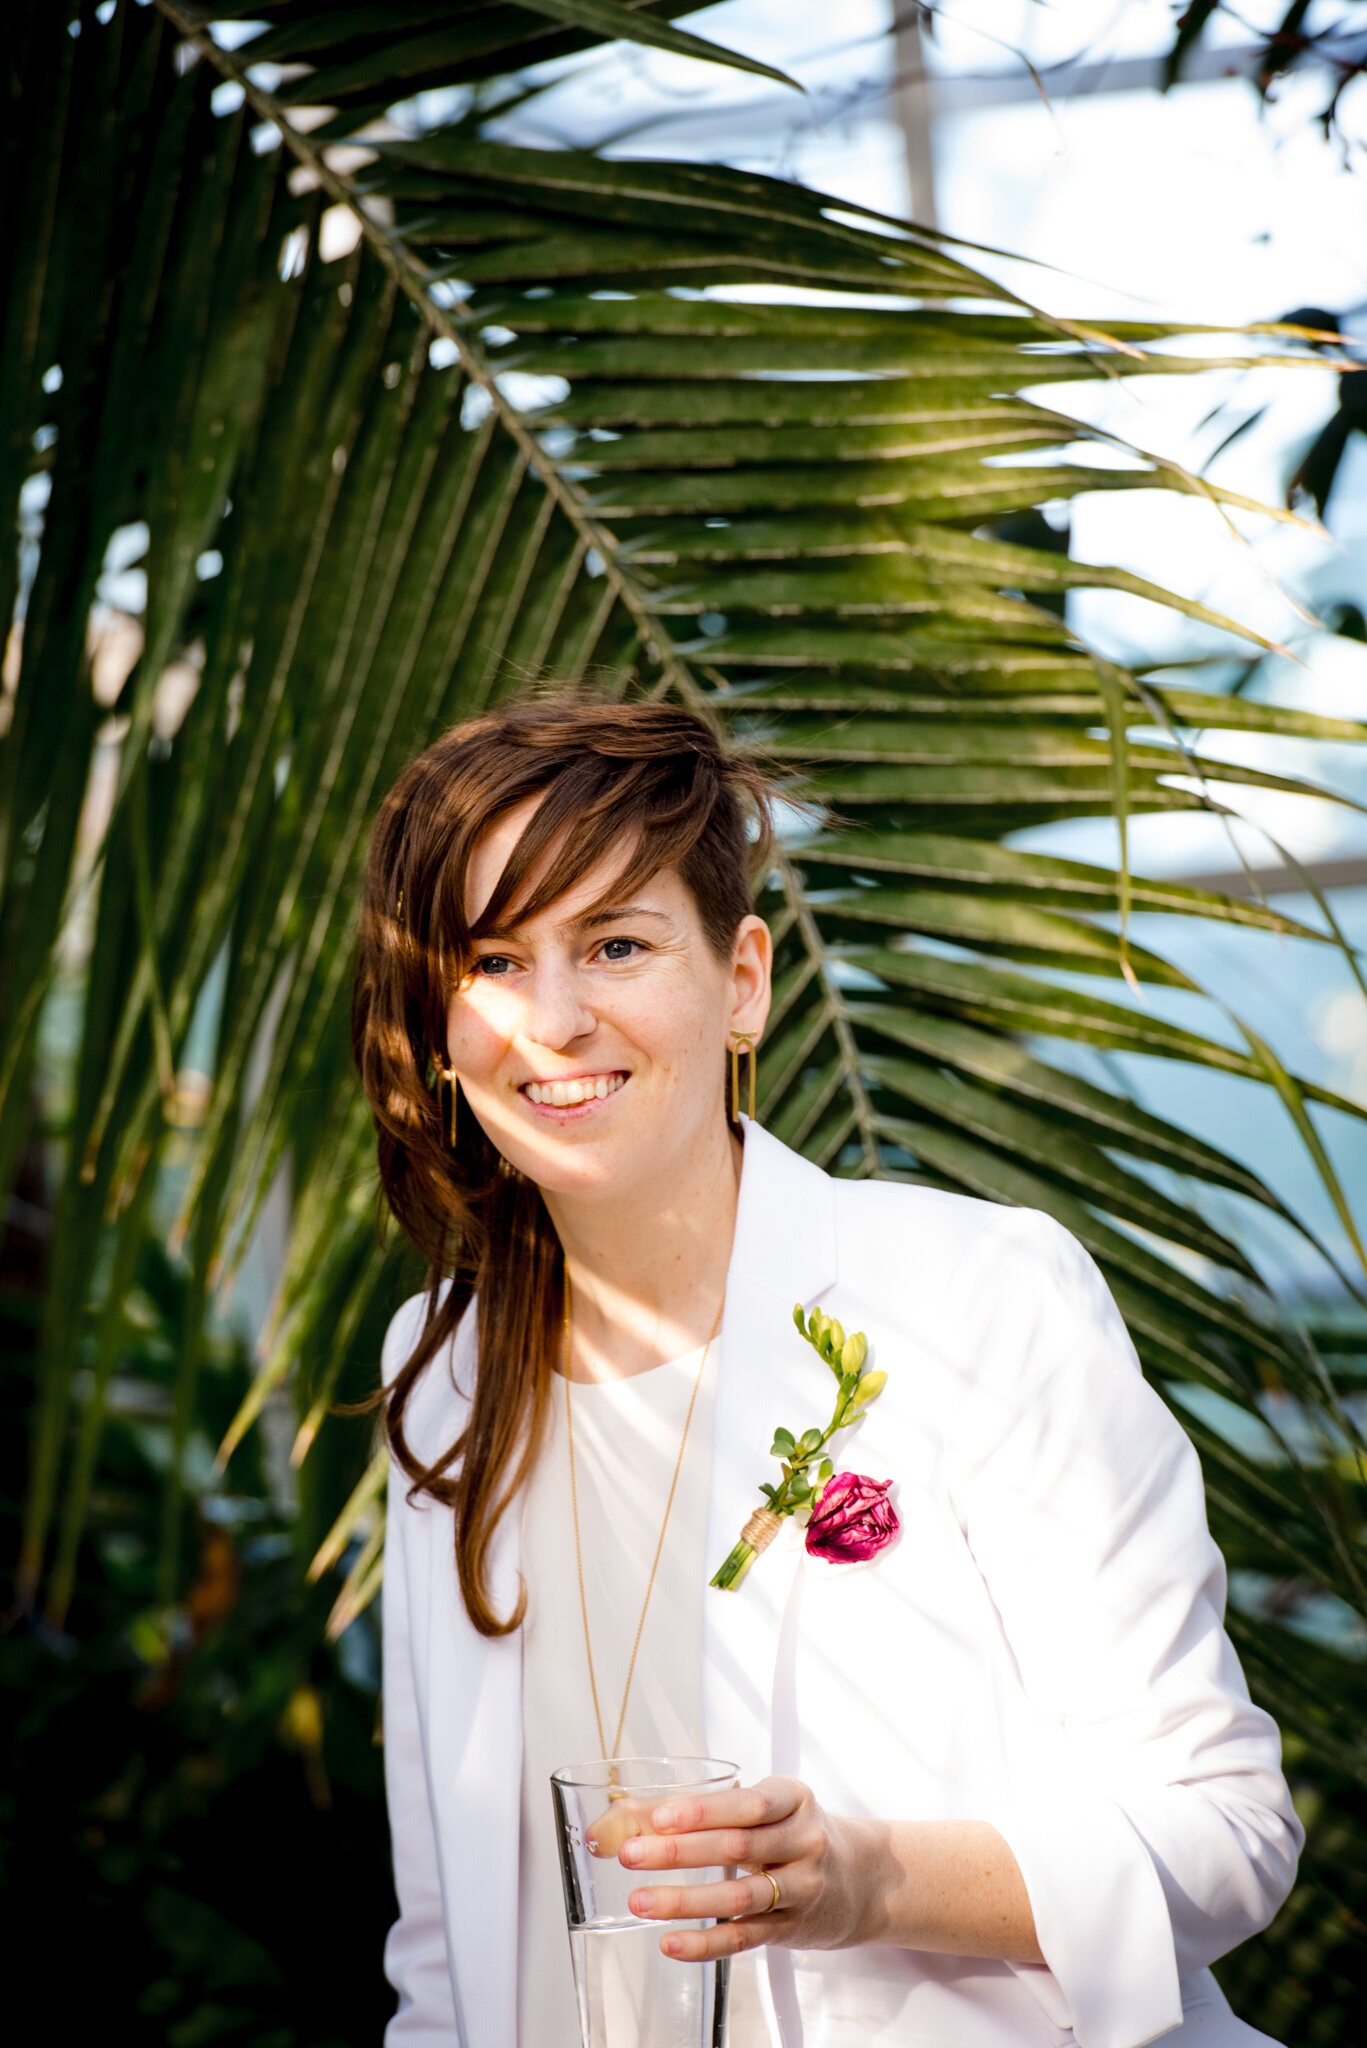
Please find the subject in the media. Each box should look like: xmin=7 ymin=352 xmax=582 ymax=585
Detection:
xmin=380 ymin=1120 xmax=1301 ymax=2048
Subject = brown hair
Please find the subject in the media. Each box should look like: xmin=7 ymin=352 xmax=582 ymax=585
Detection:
xmin=353 ymin=699 xmax=778 ymax=1635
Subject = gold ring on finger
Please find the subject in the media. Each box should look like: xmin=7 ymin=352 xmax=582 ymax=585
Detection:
xmin=760 ymin=1869 xmax=782 ymax=1914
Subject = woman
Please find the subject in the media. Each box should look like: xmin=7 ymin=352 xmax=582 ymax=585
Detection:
xmin=354 ymin=699 xmax=1300 ymax=2048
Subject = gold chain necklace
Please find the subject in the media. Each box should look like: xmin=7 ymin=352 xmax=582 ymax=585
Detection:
xmin=563 ymin=1275 xmax=724 ymax=1763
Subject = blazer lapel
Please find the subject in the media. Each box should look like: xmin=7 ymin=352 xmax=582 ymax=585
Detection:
xmin=702 ymin=1122 xmax=838 ymax=1785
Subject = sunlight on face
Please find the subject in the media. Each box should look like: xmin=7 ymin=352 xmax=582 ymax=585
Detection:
xmin=444 ymin=797 xmax=771 ymax=1203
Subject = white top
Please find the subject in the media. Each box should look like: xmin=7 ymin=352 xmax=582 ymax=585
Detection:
xmin=518 ymin=1344 xmax=768 ymax=2047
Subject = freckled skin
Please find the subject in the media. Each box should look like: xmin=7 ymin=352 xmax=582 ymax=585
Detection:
xmin=446 ymin=796 xmax=770 ymax=1218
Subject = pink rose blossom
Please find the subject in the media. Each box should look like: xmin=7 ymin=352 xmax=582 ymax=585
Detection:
xmin=804 ymin=1470 xmax=898 ymax=1564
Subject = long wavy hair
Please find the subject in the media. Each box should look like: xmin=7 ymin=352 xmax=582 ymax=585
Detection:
xmin=352 ymin=700 xmax=778 ymax=1635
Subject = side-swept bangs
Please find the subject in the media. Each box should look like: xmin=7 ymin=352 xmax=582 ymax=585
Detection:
xmin=377 ymin=706 xmax=775 ymax=1101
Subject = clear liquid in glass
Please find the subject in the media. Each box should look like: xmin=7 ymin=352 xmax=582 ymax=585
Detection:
xmin=569 ymin=1922 xmax=729 ymax=2048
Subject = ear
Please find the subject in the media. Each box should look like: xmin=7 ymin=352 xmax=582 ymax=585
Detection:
xmin=728 ymin=913 xmax=773 ymax=1041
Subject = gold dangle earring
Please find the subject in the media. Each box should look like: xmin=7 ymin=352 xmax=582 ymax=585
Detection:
xmin=433 ymin=1054 xmax=459 ymax=1147
xmin=728 ymin=1033 xmax=757 ymax=1126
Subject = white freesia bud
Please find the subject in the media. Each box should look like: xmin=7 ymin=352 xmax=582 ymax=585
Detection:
xmin=840 ymin=1332 xmax=867 ymax=1373
xmin=852 ymin=1369 xmax=886 ymax=1407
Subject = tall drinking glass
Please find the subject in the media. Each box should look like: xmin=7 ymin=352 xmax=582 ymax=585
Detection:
xmin=551 ymin=1756 xmax=738 ymax=2048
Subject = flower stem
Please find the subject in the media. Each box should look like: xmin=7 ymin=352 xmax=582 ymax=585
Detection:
xmin=709 ymin=1539 xmax=757 ymax=1591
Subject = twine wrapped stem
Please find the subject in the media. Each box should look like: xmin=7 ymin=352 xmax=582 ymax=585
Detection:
xmin=741 ymin=1508 xmax=782 ymax=1553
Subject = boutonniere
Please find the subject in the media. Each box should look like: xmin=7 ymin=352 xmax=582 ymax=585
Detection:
xmin=710 ymin=1305 xmax=898 ymax=1590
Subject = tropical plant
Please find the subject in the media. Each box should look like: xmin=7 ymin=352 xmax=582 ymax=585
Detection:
xmin=4 ymin=0 xmax=1367 ymax=2033
xmin=1164 ymin=0 xmax=1367 ymax=125
xmin=0 ymin=1206 xmax=394 ymax=2045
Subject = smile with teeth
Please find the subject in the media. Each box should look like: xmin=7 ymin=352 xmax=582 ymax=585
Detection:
xmin=522 ymin=1072 xmax=627 ymax=1108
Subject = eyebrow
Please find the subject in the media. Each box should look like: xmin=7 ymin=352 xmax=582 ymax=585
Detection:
xmin=578 ymin=904 xmax=672 ymax=932
xmin=474 ymin=904 xmax=674 ymax=942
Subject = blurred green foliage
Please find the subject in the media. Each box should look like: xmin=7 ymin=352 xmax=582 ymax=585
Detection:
xmin=0 ymin=1137 xmax=397 ymax=2043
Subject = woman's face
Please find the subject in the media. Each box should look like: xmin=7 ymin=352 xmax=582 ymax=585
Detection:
xmin=444 ymin=797 xmax=772 ymax=1203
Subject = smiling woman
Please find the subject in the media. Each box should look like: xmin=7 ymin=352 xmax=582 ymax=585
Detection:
xmin=353 ymin=695 xmax=1301 ymax=2048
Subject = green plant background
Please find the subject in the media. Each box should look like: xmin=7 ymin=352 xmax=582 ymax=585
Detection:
xmin=4 ymin=3 xmax=1367 ymax=2038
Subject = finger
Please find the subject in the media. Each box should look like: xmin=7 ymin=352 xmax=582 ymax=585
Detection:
xmin=648 ymin=1777 xmax=801 ymax=1840
xmin=628 ymin=1872 xmax=787 ymax=1923
xmin=635 ymin=1867 xmax=807 ymax=1925
xmin=585 ymin=1797 xmax=656 ymax=1858
xmin=659 ymin=1917 xmax=779 ymax=1963
xmin=620 ymin=1821 xmax=800 ymax=1872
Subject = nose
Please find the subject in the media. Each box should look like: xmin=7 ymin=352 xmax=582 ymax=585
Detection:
xmin=521 ymin=959 xmax=597 ymax=1054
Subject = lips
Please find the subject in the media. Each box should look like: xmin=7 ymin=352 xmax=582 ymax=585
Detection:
xmin=521 ymin=1072 xmax=627 ymax=1108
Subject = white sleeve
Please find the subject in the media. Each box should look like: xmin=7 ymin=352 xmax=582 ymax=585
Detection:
xmin=380 ymin=1299 xmax=462 ymax=2047
xmin=952 ymin=1212 xmax=1302 ymax=2048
